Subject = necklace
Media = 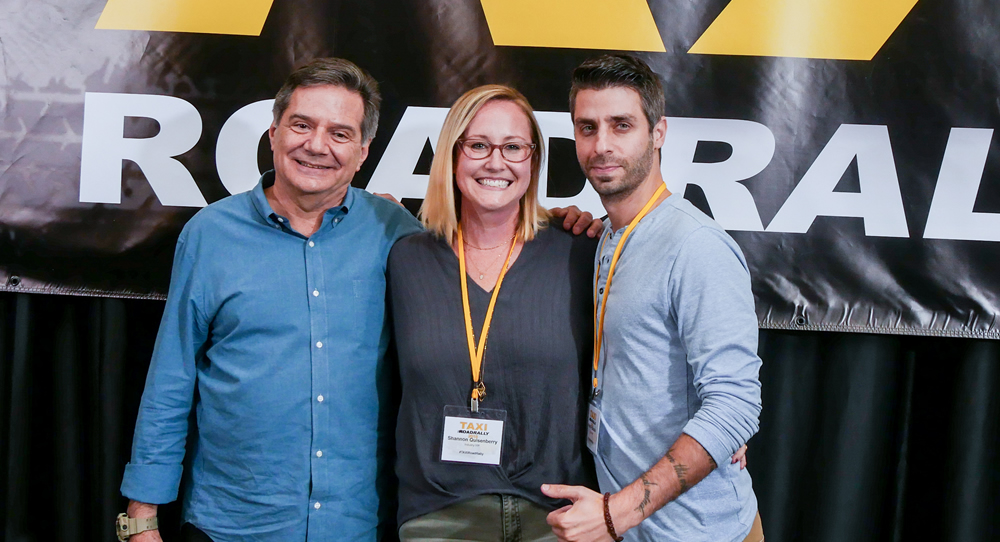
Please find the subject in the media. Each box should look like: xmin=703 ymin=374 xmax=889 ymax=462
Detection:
xmin=464 ymin=233 xmax=516 ymax=280
xmin=464 ymin=233 xmax=516 ymax=251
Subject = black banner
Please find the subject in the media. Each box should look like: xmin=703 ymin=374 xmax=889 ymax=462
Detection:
xmin=1 ymin=0 xmax=997 ymax=338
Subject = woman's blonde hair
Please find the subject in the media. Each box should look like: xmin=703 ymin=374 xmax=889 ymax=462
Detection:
xmin=419 ymin=84 xmax=549 ymax=242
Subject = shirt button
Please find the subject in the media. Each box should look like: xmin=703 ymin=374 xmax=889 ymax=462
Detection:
xmin=314 ymin=502 xmax=321 ymax=510
xmin=316 ymin=450 xmax=323 ymax=457
xmin=277 ymin=217 xmax=284 ymax=222
xmin=317 ymin=395 xmax=324 ymax=402
xmin=316 ymin=341 xmax=323 ymax=348
xmin=308 ymin=241 xmax=315 ymax=247
xmin=334 ymin=217 xmax=341 ymax=223
xmin=312 ymin=290 xmax=319 ymax=297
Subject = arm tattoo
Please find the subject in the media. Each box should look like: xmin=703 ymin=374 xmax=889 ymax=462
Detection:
xmin=665 ymin=450 xmax=691 ymax=494
xmin=633 ymin=473 xmax=657 ymax=516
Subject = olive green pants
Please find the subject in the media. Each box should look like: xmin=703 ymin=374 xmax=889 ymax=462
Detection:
xmin=399 ymin=494 xmax=558 ymax=542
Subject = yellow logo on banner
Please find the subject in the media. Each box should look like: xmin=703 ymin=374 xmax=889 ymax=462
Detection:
xmin=689 ymin=0 xmax=919 ymax=60
xmin=481 ymin=0 xmax=666 ymax=52
xmin=96 ymin=0 xmax=274 ymax=36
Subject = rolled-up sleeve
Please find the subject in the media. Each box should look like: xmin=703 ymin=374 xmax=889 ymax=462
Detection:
xmin=669 ymin=227 xmax=762 ymax=468
xmin=121 ymin=233 xmax=208 ymax=504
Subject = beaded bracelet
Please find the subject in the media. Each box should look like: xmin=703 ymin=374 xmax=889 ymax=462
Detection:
xmin=603 ymin=492 xmax=624 ymax=541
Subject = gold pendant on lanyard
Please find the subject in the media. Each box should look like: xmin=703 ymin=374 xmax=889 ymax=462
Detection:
xmin=592 ymin=183 xmax=667 ymax=399
xmin=471 ymin=381 xmax=486 ymax=411
xmin=458 ymin=225 xmax=517 ymax=412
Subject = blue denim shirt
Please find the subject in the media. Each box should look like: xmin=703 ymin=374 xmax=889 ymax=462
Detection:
xmin=121 ymin=172 xmax=422 ymax=541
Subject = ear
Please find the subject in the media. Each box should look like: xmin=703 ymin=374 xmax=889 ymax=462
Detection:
xmin=268 ymin=122 xmax=277 ymax=150
xmin=356 ymin=139 xmax=371 ymax=171
xmin=652 ymin=116 xmax=667 ymax=150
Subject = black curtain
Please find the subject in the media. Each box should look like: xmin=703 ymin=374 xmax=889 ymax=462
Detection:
xmin=1 ymin=292 xmax=998 ymax=541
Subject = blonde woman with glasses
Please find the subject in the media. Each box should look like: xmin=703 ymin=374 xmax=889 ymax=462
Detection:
xmin=386 ymin=85 xmax=600 ymax=541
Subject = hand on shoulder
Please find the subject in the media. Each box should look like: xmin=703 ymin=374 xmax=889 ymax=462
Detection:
xmin=549 ymin=206 xmax=604 ymax=238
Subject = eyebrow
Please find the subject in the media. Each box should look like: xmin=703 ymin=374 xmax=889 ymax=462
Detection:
xmin=610 ymin=114 xmax=639 ymax=124
xmin=574 ymin=113 xmax=639 ymax=125
xmin=286 ymin=113 xmax=314 ymax=125
xmin=462 ymin=133 xmax=530 ymax=142
xmin=287 ymin=114 xmax=358 ymax=134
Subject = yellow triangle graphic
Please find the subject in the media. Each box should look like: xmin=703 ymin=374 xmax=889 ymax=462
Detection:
xmin=96 ymin=0 xmax=275 ymax=36
xmin=689 ymin=0 xmax=919 ymax=60
xmin=482 ymin=0 xmax=665 ymax=52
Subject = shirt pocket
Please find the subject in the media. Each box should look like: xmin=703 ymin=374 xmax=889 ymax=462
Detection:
xmin=347 ymin=278 xmax=387 ymax=349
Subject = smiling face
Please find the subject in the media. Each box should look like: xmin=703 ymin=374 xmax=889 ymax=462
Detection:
xmin=268 ymin=84 xmax=370 ymax=202
xmin=454 ymin=99 xmax=534 ymax=218
xmin=572 ymin=86 xmax=665 ymax=201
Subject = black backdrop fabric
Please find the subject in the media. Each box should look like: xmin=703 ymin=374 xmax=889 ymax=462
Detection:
xmin=2 ymin=0 xmax=999 ymax=338
xmin=2 ymin=292 xmax=998 ymax=542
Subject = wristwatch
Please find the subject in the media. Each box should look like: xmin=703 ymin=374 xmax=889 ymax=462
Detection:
xmin=116 ymin=513 xmax=158 ymax=541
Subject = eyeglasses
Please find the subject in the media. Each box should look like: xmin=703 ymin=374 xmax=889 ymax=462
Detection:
xmin=457 ymin=139 xmax=536 ymax=163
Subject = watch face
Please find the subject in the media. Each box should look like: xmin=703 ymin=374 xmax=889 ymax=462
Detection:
xmin=116 ymin=513 xmax=130 ymax=541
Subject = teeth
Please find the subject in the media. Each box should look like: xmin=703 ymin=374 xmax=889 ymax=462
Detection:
xmin=478 ymin=179 xmax=511 ymax=188
xmin=297 ymin=160 xmax=329 ymax=169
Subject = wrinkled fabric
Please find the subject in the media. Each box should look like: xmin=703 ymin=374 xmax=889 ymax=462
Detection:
xmin=121 ymin=172 xmax=422 ymax=541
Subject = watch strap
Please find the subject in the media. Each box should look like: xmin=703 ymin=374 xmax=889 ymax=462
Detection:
xmin=117 ymin=513 xmax=158 ymax=541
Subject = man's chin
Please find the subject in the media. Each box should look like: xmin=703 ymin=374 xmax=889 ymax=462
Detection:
xmin=589 ymin=177 xmax=625 ymax=196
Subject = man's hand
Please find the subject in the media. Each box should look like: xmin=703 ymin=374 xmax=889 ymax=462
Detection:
xmin=125 ymin=501 xmax=162 ymax=542
xmin=541 ymin=484 xmax=616 ymax=542
xmin=542 ymin=434 xmax=718 ymax=541
xmin=128 ymin=529 xmax=163 ymax=542
xmin=732 ymin=444 xmax=748 ymax=470
xmin=549 ymin=206 xmax=604 ymax=238
xmin=374 ymin=192 xmax=404 ymax=207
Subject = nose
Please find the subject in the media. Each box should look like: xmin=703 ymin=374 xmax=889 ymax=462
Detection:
xmin=593 ymin=126 xmax=612 ymax=154
xmin=302 ymin=129 xmax=326 ymax=154
xmin=483 ymin=146 xmax=506 ymax=170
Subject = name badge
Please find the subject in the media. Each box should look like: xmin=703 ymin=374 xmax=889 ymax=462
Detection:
xmin=587 ymin=401 xmax=601 ymax=454
xmin=441 ymin=405 xmax=506 ymax=465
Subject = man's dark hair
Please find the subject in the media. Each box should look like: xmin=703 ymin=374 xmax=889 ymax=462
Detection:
xmin=272 ymin=57 xmax=381 ymax=142
xmin=569 ymin=54 xmax=665 ymax=133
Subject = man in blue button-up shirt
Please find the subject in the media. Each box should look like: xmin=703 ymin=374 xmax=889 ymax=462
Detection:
xmin=119 ymin=58 xmax=423 ymax=541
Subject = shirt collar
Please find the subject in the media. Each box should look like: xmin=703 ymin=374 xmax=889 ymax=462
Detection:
xmin=250 ymin=170 xmax=355 ymax=231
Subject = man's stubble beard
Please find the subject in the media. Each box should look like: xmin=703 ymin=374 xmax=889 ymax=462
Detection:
xmin=585 ymin=136 xmax=656 ymax=204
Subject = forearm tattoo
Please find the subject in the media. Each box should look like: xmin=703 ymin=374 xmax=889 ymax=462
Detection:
xmin=633 ymin=473 xmax=657 ymax=516
xmin=665 ymin=450 xmax=691 ymax=494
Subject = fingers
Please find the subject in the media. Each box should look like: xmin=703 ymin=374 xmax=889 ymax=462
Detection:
xmin=546 ymin=505 xmax=572 ymax=526
xmin=732 ymin=444 xmax=748 ymax=469
xmin=374 ymin=192 xmax=403 ymax=207
xmin=541 ymin=483 xmax=587 ymax=502
xmin=571 ymin=211 xmax=594 ymax=234
xmin=731 ymin=444 xmax=747 ymax=462
xmin=553 ymin=205 xmax=582 ymax=230
xmin=564 ymin=211 xmax=581 ymax=231
xmin=586 ymin=217 xmax=604 ymax=238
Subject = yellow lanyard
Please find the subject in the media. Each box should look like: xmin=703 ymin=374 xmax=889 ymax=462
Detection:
xmin=593 ymin=183 xmax=667 ymax=396
xmin=458 ymin=225 xmax=518 ymax=412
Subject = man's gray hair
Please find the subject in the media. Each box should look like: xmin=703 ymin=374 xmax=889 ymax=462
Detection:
xmin=272 ymin=58 xmax=381 ymax=142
